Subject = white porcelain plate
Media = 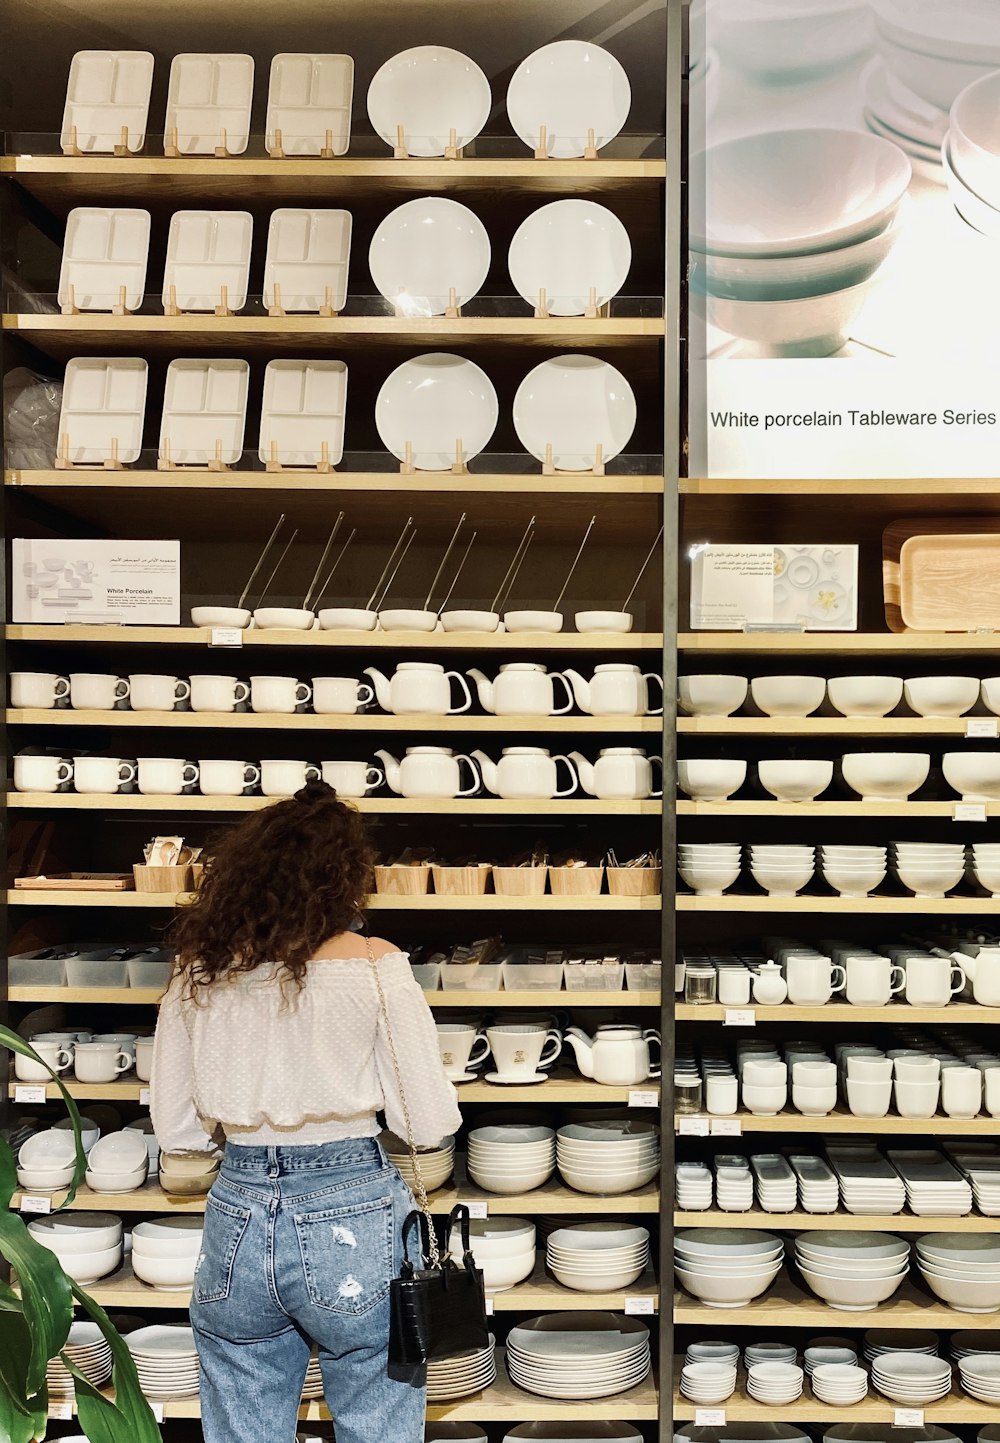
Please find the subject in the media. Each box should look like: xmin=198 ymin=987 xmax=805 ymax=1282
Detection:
xmin=506 ymin=41 xmax=631 ymax=159
xmin=59 ymin=357 xmax=148 ymax=465
xmin=59 ymin=207 xmax=151 ymax=312
xmin=513 ymin=354 xmax=636 ymax=471
xmin=264 ymin=208 xmax=353 ymax=314
xmin=266 ymin=53 xmax=354 ymax=156
xmin=376 ymin=352 xmax=498 ymax=470
xmin=259 ymin=359 xmax=348 ymax=467
xmin=367 ymin=46 xmax=491 ymax=158
xmin=164 ymin=53 xmax=254 ymax=155
xmin=162 ymin=210 xmax=253 ymax=312
xmin=508 ymin=199 xmax=631 ymax=316
xmin=159 ymin=358 xmax=249 ymax=466
xmin=369 ymin=197 xmax=490 ymax=316
xmin=62 ymin=50 xmax=154 ymax=154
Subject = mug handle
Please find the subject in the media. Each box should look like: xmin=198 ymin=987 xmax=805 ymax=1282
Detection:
xmin=233 ymin=682 xmax=251 ymax=705
xmin=118 ymin=761 xmax=137 ymax=786
xmin=445 ymin=671 xmax=473 ymax=715
xmin=951 ymin=965 xmax=968 ymax=995
xmin=174 ymin=680 xmax=191 ymax=703
xmin=550 ymin=673 xmax=576 ymax=716
xmin=295 ymin=682 xmax=313 ymax=706
xmin=455 ymin=754 xmax=481 ymax=798
xmin=356 ymin=682 xmax=375 ymax=708
xmin=114 ymin=1051 xmax=133 ymax=1074
xmin=243 ymin=764 xmax=261 ymax=789
xmin=48 ymin=1048 xmax=74 ymax=1073
xmin=57 ymin=761 xmax=74 ymax=784
xmin=830 ymin=965 xmax=847 ymax=994
xmin=54 ymin=676 xmax=70 ymax=700
xmin=114 ymin=679 xmax=130 ymax=700
xmin=467 ymin=1033 xmax=491 ymax=1068
xmin=643 ymin=1029 xmax=662 ymax=1079
xmin=538 ymin=1029 xmax=563 ymax=1070
xmin=552 ymin=755 xmax=579 ymax=798
xmin=642 ymin=673 xmax=665 ymax=716
xmin=304 ymin=765 xmax=322 ymax=784
xmin=649 ymin=756 xmax=664 ymax=799
xmin=889 ymin=966 xmax=906 ymax=995
xmin=365 ymin=766 xmax=385 ymax=793
xmin=182 ymin=763 xmax=200 ymax=788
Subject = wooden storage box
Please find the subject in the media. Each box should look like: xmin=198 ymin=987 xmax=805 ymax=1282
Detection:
xmin=607 ymin=867 xmax=662 ymax=896
xmin=133 ymin=864 xmax=193 ymax=893
xmin=374 ymin=864 xmax=431 ymax=895
xmin=549 ymin=866 xmax=605 ymax=895
xmin=493 ymin=866 xmax=548 ymax=896
xmin=431 ymin=864 xmax=492 ymax=895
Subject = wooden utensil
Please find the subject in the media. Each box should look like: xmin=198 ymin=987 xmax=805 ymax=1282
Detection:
xmin=883 ymin=517 xmax=1000 ymax=631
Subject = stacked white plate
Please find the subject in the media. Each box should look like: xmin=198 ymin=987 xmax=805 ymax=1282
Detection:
xmin=748 ymin=1361 xmax=804 ymax=1405
xmin=795 ymin=1232 xmax=910 ymax=1311
xmin=752 ymin=1154 xmax=797 ymax=1212
xmin=951 ymin=1154 xmax=1000 ymax=1216
xmin=674 ymin=1228 xmax=784 ymax=1308
xmin=301 ymin=1353 xmax=323 ymax=1400
xmin=467 ymin=1126 xmax=555 ymax=1195
xmin=125 ymin=1324 xmax=200 ymax=1398
xmin=546 ymin=1223 xmax=649 ymax=1292
xmin=957 ymin=1354 xmax=1000 ymax=1402
xmin=886 ymin=1149 xmax=973 ymax=1216
xmin=680 ymin=1359 xmax=737 ymax=1406
xmin=827 ymin=1147 xmax=906 ymax=1215
xmin=865 ymin=1329 xmax=938 ymax=1363
xmin=427 ymin=1335 xmax=496 ymax=1402
xmin=383 ymin=1130 xmax=456 ymax=1191
xmin=46 ymin=1321 xmax=113 ymax=1397
xmin=916 ymin=1233 xmax=1000 ymax=1313
xmin=791 ymin=1156 xmax=840 ymax=1213
xmin=686 ymin=1340 xmax=740 ymax=1369
xmin=716 ymin=1156 xmax=753 ymax=1213
xmin=556 ymin=1121 xmax=659 ymax=1196
xmin=505 ymin=1313 xmax=649 ymax=1399
xmin=872 ymin=1352 xmax=953 ymax=1405
xmin=811 ymin=1363 xmax=869 ymax=1405
xmin=676 ymin=1161 xmax=713 ymax=1211
xmin=805 ymin=1345 xmax=859 ymax=1378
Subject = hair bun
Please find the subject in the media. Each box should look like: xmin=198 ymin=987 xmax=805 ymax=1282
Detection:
xmin=294 ymin=778 xmax=338 ymax=805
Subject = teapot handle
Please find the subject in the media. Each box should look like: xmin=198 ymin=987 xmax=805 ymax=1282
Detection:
xmin=549 ymin=672 xmax=576 ymax=716
xmin=551 ymin=754 xmax=579 ymax=799
xmin=641 ymin=673 xmax=664 ymax=716
xmin=648 ymin=756 xmax=663 ymax=799
xmin=445 ymin=671 xmax=473 ymax=715
xmin=643 ymin=1028 xmax=662 ymax=1079
xmin=455 ymin=754 xmax=482 ymax=798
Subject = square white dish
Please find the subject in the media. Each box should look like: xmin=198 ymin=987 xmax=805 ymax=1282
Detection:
xmin=164 ymin=54 xmax=254 ymax=155
xmin=61 ymin=50 xmax=154 ymax=154
xmin=162 ymin=210 xmax=253 ymax=313
xmin=259 ymin=360 xmax=348 ymax=468
xmin=159 ymin=359 xmax=249 ymax=466
xmin=263 ymin=208 xmax=352 ymax=314
xmin=266 ymin=54 xmax=354 ymax=156
xmin=59 ymin=208 xmax=151 ymax=313
xmin=58 ymin=357 xmax=148 ymax=465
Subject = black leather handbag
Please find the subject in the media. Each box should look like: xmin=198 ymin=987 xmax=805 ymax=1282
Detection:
xmin=389 ymin=1204 xmax=489 ymax=1367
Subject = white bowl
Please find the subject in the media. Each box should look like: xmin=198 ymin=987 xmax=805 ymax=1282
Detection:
xmin=318 ymin=607 xmax=378 ymax=631
xmin=467 ymin=1168 xmax=554 ymax=1196
xmin=678 ymin=861 xmax=742 ymax=896
xmin=758 ymin=758 xmax=833 ymax=802
xmin=440 ymin=609 xmax=500 ymax=633
xmin=38 ymin=1243 xmax=123 ymax=1285
xmin=944 ymin=134 xmax=1000 ymax=238
xmin=678 ymin=675 xmax=749 ymax=717
xmin=798 ymin=1264 xmax=906 ymax=1310
xmin=823 ymin=864 xmax=887 ymax=897
xmin=190 ymin=606 xmax=251 ymax=629
xmin=132 ymin=1219 xmax=203 ymax=1256
xmin=559 ymin=1163 xmax=660 ymax=1195
xmin=253 ymin=607 xmax=315 ymax=631
xmin=677 ymin=759 xmax=747 ymax=801
xmin=827 ymin=675 xmax=904 ymax=718
xmin=873 ymin=0 xmax=1000 ymax=64
xmin=895 ymin=861 xmax=965 ymax=897
xmin=574 ymin=610 xmax=634 ymax=634
xmin=918 ymin=1269 xmax=1000 ymax=1312
xmin=19 ymin=1129 xmax=77 ymax=1166
xmin=88 ymin=1129 xmax=149 ymax=1169
xmin=982 ymin=679 xmax=1000 ymax=717
xmin=675 ymin=1229 xmax=781 ymax=1258
xmin=699 ymin=216 xmax=899 ymax=303
xmin=130 ymin=1252 xmax=198 ymax=1290
xmin=974 ymin=861 xmax=1000 ymax=895
xmin=452 ymin=1218 xmax=536 ymax=1257
xmin=85 ymin=1164 xmax=147 ymax=1194
xmin=841 ymin=751 xmax=930 ymax=801
xmin=378 ymin=608 xmax=438 ymax=632
xmin=28 ymin=1213 xmax=122 ymax=1252
xmin=503 ymin=610 xmax=564 ymax=634
xmin=17 ymin=1164 xmax=75 ymax=1191
xmin=951 ymin=71 xmax=1000 ymax=211
xmin=943 ymin=752 xmax=1000 ymax=801
xmin=705 ymin=278 xmax=876 ymax=359
xmin=877 ymin=29 xmax=997 ymax=110
xmin=904 ymin=676 xmax=981 ymax=718
xmin=751 ymin=676 xmax=826 ymax=717
xmin=750 ymin=865 xmax=814 ymax=897
xmin=741 ymin=1083 xmax=788 ymax=1115
xmin=551 ymin=1262 xmax=646 ymax=1292
xmin=675 ymin=1263 xmax=782 ymax=1306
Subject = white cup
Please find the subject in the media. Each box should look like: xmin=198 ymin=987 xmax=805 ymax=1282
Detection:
xmin=73 ymin=1042 xmax=133 ymax=1083
xmin=786 ymin=954 xmax=846 ymax=1006
xmin=313 ymin=677 xmax=376 ymax=715
xmin=134 ymin=1037 xmax=154 ymax=1083
xmin=9 ymin=672 xmax=70 ymax=709
xmin=986 ymin=1067 xmax=1000 ymax=1118
xmin=894 ymin=1077 xmax=940 ymax=1119
xmin=942 ymin=1065 xmax=983 ymax=1119
xmin=485 ymin=1024 xmax=562 ymax=1079
xmin=717 ymin=968 xmax=751 ymax=1006
xmin=199 ymin=759 xmax=261 ymax=797
xmin=128 ymin=674 xmax=191 ymax=711
xmin=320 ymin=760 xmax=384 ymax=798
xmin=73 ymin=756 xmax=137 ymax=794
xmin=845 ymin=954 xmax=905 ymax=1008
xmin=189 ymin=675 xmax=251 ymax=712
xmin=250 ymin=676 xmax=312 ymax=714
xmin=13 ymin=754 xmax=73 ymax=792
xmin=706 ymin=1074 xmax=739 ymax=1115
xmin=69 ymin=674 xmax=129 ymax=710
xmin=14 ymin=1041 xmax=73 ymax=1081
xmin=436 ymin=1023 xmax=490 ymax=1079
xmin=847 ymin=1056 xmax=892 ymax=1083
xmin=137 ymin=758 xmax=200 ymax=795
xmin=846 ymin=1077 xmax=892 ymax=1118
xmin=904 ymin=955 xmax=967 ymax=1007
xmin=260 ymin=760 xmax=321 ymax=797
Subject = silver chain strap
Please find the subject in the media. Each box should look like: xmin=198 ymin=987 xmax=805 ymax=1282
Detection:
xmin=367 ymin=938 xmax=441 ymax=1266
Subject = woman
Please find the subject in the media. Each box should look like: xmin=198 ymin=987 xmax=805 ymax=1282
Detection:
xmin=150 ymin=780 xmax=461 ymax=1443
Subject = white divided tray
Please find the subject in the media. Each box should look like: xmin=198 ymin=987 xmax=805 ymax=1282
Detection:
xmin=263 ymin=208 xmax=352 ymax=315
xmin=61 ymin=50 xmax=154 ymax=154
xmin=162 ymin=211 xmax=253 ymax=313
xmin=159 ymin=359 xmax=249 ymax=467
xmin=164 ymin=53 xmax=254 ymax=156
xmin=259 ymin=360 xmax=348 ymax=469
xmin=58 ymin=357 xmax=148 ymax=466
xmin=266 ymin=54 xmax=354 ymax=156
xmin=59 ymin=208 xmax=151 ymax=314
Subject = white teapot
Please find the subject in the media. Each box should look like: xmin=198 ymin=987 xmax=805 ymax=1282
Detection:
xmin=466 ymin=663 xmax=574 ymax=717
xmin=374 ymin=746 xmax=480 ymax=799
xmin=562 ymin=665 xmax=664 ymax=717
xmin=951 ymin=945 xmax=1000 ymax=1007
xmin=569 ymin=748 xmax=662 ymax=800
xmin=364 ymin=663 xmax=472 ymax=716
xmin=471 ymin=747 xmax=578 ymax=800
xmin=565 ymin=1024 xmax=662 ymax=1086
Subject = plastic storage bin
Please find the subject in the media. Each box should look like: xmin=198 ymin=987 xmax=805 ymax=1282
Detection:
xmin=501 ymin=960 xmax=565 ymax=992
xmin=65 ymin=951 xmax=129 ymax=987
xmin=564 ymin=962 xmax=625 ymax=992
xmin=625 ymin=961 xmax=662 ymax=993
xmin=411 ymin=962 xmax=441 ymax=991
xmin=440 ymin=962 xmax=503 ymax=992
xmin=9 ymin=950 xmax=70 ymax=987
xmin=126 ymin=957 xmax=174 ymax=990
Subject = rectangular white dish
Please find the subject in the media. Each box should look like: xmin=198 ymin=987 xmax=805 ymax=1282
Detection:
xmin=159 ymin=358 xmax=250 ymax=466
xmin=58 ymin=356 xmax=148 ymax=465
xmin=259 ymin=360 xmax=348 ymax=468
xmin=59 ymin=207 xmax=151 ymax=313
xmin=164 ymin=53 xmax=254 ymax=155
xmin=61 ymin=50 xmax=154 ymax=154
xmin=162 ymin=210 xmax=253 ymax=313
xmin=266 ymin=53 xmax=354 ymax=156
xmin=263 ymin=208 xmax=352 ymax=314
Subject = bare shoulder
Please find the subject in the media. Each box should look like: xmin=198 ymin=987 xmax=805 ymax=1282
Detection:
xmin=368 ymin=936 xmax=405 ymax=960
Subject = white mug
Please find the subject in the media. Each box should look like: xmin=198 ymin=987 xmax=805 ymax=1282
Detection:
xmin=73 ymin=756 xmax=137 ymax=794
xmin=189 ymin=675 xmax=251 ymax=712
xmin=73 ymin=1042 xmax=133 ymax=1083
xmin=260 ymin=760 xmax=321 ymax=797
xmin=313 ymin=677 xmax=376 ymax=715
xmin=199 ymin=759 xmax=261 ymax=796
xmin=436 ymin=1023 xmax=490 ymax=1079
xmin=134 ymin=1037 xmax=154 ymax=1083
xmin=717 ymin=968 xmax=751 ymax=1006
xmin=321 ymin=761 xmax=384 ymax=798
xmin=785 ymin=954 xmax=847 ymax=1006
xmin=128 ymin=674 xmax=191 ymax=711
xmin=251 ymin=676 xmax=312 ymax=714
xmin=485 ymin=1025 xmax=562 ymax=1080
xmin=705 ymin=1074 xmax=739 ymax=1115
xmin=69 ymin=673 xmax=129 ymax=710
xmin=904 ymin=955 xmax=967 ymax=1007
xmin=137 ymin=757 xmax=200 ymax=795
xmin=845 ymin=955 xmax=906 ymax=1008
xmin=9 ymin=672 xmax=70 ymax=709
xmin=13 ymin=754 xmax=73 ymax=792
xmin=14 ymin=1041 xmax=73 ymax=1081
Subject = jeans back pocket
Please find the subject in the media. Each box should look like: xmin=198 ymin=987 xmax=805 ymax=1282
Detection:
xmin=194 ymin=1195 xmax=252 ymax=1304
xmin=293 ymin=1194 xmax=393 ymax=1315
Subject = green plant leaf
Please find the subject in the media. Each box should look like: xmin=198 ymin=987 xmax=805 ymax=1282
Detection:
xmin=0 ymin=1178 xmax=73 ymax=1397
xmin=0 ymin=1369 xmax=46 ymax=1443
xmin=70 ymin=1285 xmax=162 ymax=1443
xmin=0 ymin=1024 xmax=86 ymax=1206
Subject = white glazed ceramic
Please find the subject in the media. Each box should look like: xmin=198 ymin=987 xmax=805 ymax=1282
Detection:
xmin=365 ymin=663 xmax=472 ymax=716
xmin=678 ymin=675 xmax=748 ymax=717
xmin=370 ymin=198 xmax=490 ymax=316
xmin=259 ymin=760 xmax=320 ymax=797
xmin=508 ymin=200 xmax=631 ymax=316
xmin=9 ymin=672 xmax=70 ymax=709
xmin=840 ymin=752 xmax=930 ymax=801
xmin=189 ymin=675 xmax=250 ymax=712
xmin=375 ymin=746 xmax=480 ymax=800
xmin=69 ymin=673 xmax=129 ymax=710
xmin=827 ymin=675 xmax=904 ymax=717
xmin=367 ymin=47 xmax=491 ymax=157
xmin=13 ymin=755 xmax=74 ymax=792
xmin=506 ymin=41 xmax=630 ymax=158
xmin=128 ymin=674 xmax=190 ymax=711
xmin=750 ymin=675 xmax=826 ymax=717
xmin=376 ymin=353 xmax=498 ymax=470
xmin=513 ymin=355 xmax=636 ymax=471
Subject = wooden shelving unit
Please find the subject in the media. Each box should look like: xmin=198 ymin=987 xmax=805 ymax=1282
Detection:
xmin=673 ymin=1275 xmax=1000 ymax=1328
xmin=679 ymin=717 xmax=1000 ymax=737
xmin=676 ymin=1002 xmax=998 ymax=1024
xmin=678 ymin=799 xmax=997 ymax=817
xmin=7 ymin=707 xmax=664 ymax=735
xmin=677 ymin=894 xmax=1000 ymax=915
xmin=6 ymin=624 xmax=663 ymax=652
xmin=671 ymin=1368 xmax=1000 ymax=1425
xmin=6 ymin=888 xmax=663 ymax=912
xmin=675 ymin=1210 xmax=1000 ymax=1232
xmin=679 ymin=632 xmax=1000 ymax=655
xmin=674 ymin=1107 xmax=1000 ymax=1136
xmin=8 ymin=984 xmax=661 ymax=1008
xmin=7 ymin=792 xmax=662 ymax=816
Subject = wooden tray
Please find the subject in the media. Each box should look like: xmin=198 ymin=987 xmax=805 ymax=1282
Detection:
xmin=884 ymin=517 xmax=1000 ymax=632
xmin=15 ymin=872 xmax=133 ymax=890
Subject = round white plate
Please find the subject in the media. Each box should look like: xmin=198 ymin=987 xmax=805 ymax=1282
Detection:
xmin=367 ymin=47 xmax=491 ymax=158
xmin=508 ymin=200 xmax=631 ymax=316
xmin=376 ymin=353 xmax=498 ymax=470
xmin=507 ymin=41 xmax=631 ymax=158
xmin=864 ymin=60 xmax=947 ymax=148
xmin=513 ymin=354 xmax=636 ymax=471
xmin=370 ymin=198 xmax=490 ymax=316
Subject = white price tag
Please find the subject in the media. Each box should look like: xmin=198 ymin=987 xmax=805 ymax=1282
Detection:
xmin=954 ymin=802 xmax=988 ymax=822
xmin=967 ymin=718 xmax=999 ymax=739
xmin=677 ymin=1116 xmax=710 ymax=1136
xmin=711 ymin=1118 xmax=743 ymax=1137
xmin=139 ymin=1088 xmax=151 ymax=1106
xmin=724 ymin=1009 xmax=756 ymax=1027
xmin=628 ymin=1089 xmax=659 ymax=1109
xmin=485 ymin=1297 xmax=495 ymax=1316
xmin=210 ymin=627 xmax=243 ymax=648
xmin=894 ymin=1410 xmax=924 ymax=1428
xmin=466 ymin=1201 xmax=488 ymax=1219
xmin=20 ymin=1195 xmax=51 ymax=1215
xmin=14 ymin=1085 xmax=47 ymax=1104
xmin=49 ymin=1401 xmax=73 ymax=1421
xmin=150 ymin=1402 xmax=165 ymax=1422
xmin=695 ymin=1410 xmax=727 ymax=1427
xmin=624 ymin=1295 xmax=655 ymax=1315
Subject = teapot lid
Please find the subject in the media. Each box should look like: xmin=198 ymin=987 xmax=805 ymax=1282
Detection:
xmin=502 ymin=746 xmax=550 ymax=756
xmin=593 ymin=663 xmax=640 ymax=673
xmin=406 ymin=746 xmax=454 ymax=755
xmin=499 ymin=662 xmax=547 ymax=673
xmin=599 ymin=747 xmax=645 ymax=756
xmin=397 ymin=662 xmax=444 ymax=672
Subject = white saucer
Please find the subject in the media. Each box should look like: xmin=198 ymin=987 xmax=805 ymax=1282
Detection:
xmin=446 ymin=1071 xmax=482 ymax=1085
xmin=485 ymin=1071 xmax=548 ymax=1086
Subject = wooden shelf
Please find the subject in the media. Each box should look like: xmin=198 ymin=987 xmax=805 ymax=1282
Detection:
xmin=6 ymin=707 xmax=663 ymax=735
xmin=678 ymin=799 xmax=994 ymax=817
xmin=11 ymin=1179 xmax=206 ymax=1213
xmin=7 ymin=468 xmax=664 ymax=497
xmin=676 ymin=1106 xmax=997 ymax=1136
xmin=675 ymin=1210 xmax=1000 ymax=1232
xmin=677 ymin=895 xmax=1000 ymax=915
xmin=679 ymin=632 xmax=1000 ymax=655
xmin=682 ymin=476 xmax=1000 ymax=500
xmin=7 ymin=984 xmax=661 ymax=1009
xmin=7 ymin=888 xmax=662 ymax=912
xmin=6 ymin=624 xmax=663 ymax=653
xmin=674 ymin=1274 xmax=1000 ymax=1328
xmin=7 ymin=792 xmax=662 ymax=816
xmin=675 ymin=1003 xmax=996 ymax=1024
xmin=678 ymin=717 xmax=997 ymax=737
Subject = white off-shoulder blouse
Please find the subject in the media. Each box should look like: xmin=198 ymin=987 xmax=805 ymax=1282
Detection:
xmin=150 ymin=949 xmax=462 ymax=1155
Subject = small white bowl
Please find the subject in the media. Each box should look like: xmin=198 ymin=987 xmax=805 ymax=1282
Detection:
xmin=827 ymin=675 xmax=904 ymax=718
xmin=677 ymin=758 xmax=748 ymax=801
xmin=318 ymin=607 xmax=378 ymax=631
xmin=751 ymin=675 xmax=826 ymax=717
xmin=705 ymin=279 xmax=876 ymax=358
xmin=951 ymin=70 xmax=1000 ymax=211
xmin=823 ymin=865 xmax=887 ymax=898
xmin=894 ymin=861 xmax=965 ymax=898
xmin=700 ymin=214 xmax=899 ymax=303
xmin=675 ymin=1263 xmax=781 ymax=1306
xmin=85 ymin=1164 xmax=147 ymax=1194
xmin=798 ymin=1263 xmax=906 ymax=1310
xmin=678 ymin=675 xmax=749 ymax=717
xmin=88 ymin=1129 xmax=149 ymax=1169
xmin=943 ymin=134 xmax=1000 ymax=239
xmin=503 ymin=609 xmax=564 ymax=633
xmin=678 ymin=862 xmax=742 ymax=897
xmin=943 ymin=751 xmax=1000 ymax=801
xmin=253 ymin=607 xmax=316 ymax=631
xmin=19 ymin=1128 xmax=77 ymax=1166
xmin=758 ymin=758 xmax=833 ymax=802
xmin=17 ymin=1163 xmax=75 ymax=1192
xmin=378 ymin=608 xmax=439 ymax=632
xmin=841 ymin=751 xmax=930 ymax=801
xmin=131 ymin=1219 xmax=203 ymax=1256
xmin=440 ymin=609 xmax=500 ymax=633
xmin=983 ymin=679 xmax=1000 ymax=717
xmin=130 ymin=1252 xmax=199 ymax=1290
xmin=190 ymin=606 xmax=251 ymax=629
xmin=574 ymin=610 xmax=633 ymax=634
xmin=904 ymin=675 xmax=980 ymax=718
xmin=40 ymin=1243 xmax=123 ymax=1285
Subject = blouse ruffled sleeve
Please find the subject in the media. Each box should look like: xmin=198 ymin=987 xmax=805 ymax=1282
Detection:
xmin=150 ymin=979 xmax=224 ymax=1158
xmin=373 ymin=955 xmax=462 ymax=1148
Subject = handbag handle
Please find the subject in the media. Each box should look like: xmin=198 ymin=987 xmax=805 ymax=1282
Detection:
xmin=367 ymin=936 xmax=440 ymax=1265
xmin=448 ymin=1203 xmax=474 ymax=1262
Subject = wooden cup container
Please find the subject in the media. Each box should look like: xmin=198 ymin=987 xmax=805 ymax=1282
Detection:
xmin=374 ymin=864 xmax=431 ymax=895
xmin=133 ymin=864 xmax=194 ymax=893
xmin=431 ymin=864 xmax=492 ymax=895
xmin=549 ymin=866 xmax=605 ymax=895
xmin=493 ymin=866 xmax=549 ymax=896
xmin=606 ymin=867 xmax=662 ymax=896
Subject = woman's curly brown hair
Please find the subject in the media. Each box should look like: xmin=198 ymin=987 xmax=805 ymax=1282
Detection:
xmin=171 ymin=780 xmax=375 ymax=995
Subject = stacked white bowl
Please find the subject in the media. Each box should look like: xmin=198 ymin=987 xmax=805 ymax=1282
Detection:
xmin=792 ymin=1059 xmax=838 ymax=1118
xmin=692 ymin=128 xmax=910 ymax=357
xmin=449 ymin=1216 xmax=536 ymax=1293
xmin=85 ymin=1128 xmax=149 ymax=1194
xmin=795 ymin=1232 xmax=910 ymax=1311
xmin=427 ymin=1335 xmax=496 ymax=1401
xmin=125 ymin=1118 xmax=160 ymax=1176
xmin=17 ymin=1128 xmax=77 ymax=1193
xmin=466 ymin=1126 xmax=555 ymax=1195
xmin=749 ymin=845 xmax=815 ymax=897
xmin=677 ymin=758 xmax=747 ymax=801
xmin=680 ymin=1358 xmax=737 ymax=1406
xmin=891 ymin=842 xmax=966 ymax=899
xmin=678 ymin=843 xmax=742 ymax=897
xmin=46 ymin=1321 xmax=113 ymax=1397
xmin=674 ymin=1228 xmax=784 ymax=1308
xmin=872 ymin=1352 xmax=953 ymax=1405
xmin=556 ymin=1121 xmax=659 ymax=1196
xmin=383 ymin=1131 xmax=456 ymax=1191
xmin=748 ymin=1361 xmax=804 ymax=1405
xmin=546 ymin=1223 xmax=649 ymax=1292
xmin=841 ymin=752 xmax=930 ymax=802
xmin=958 ymin=1353 xmax=1000 ymax=1402
xmin=972 ymin=844 xmax=1000 ymax=897
xmin=675 ymin=1161 xmax=713 ymax=1210
xmin=946 ymin=70 xmax=1000 ymax=238
xmin=758 ymin=759 xmax=833 ymax=803
xmin=130 ymin=1216 xmax=204 ymax=1292
xmin=916 ymin=1233 xmax=1000 ymax=1312
xmin=28 ymin=1211 xmax=123 ymax=1284
xmin=810 ymin=1357 xmax=867 ymax=1405
xmin=505 ymin=1313 xmax=650 ymax=1399
xmin=741 ymin=1056 xmax=788 ymax=1117
xmin=821 ymin=845 xmax=888 ymax=898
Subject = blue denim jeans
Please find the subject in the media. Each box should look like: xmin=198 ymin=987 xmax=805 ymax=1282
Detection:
xmin=189 ymin=1137 xmax=425 ymax=1443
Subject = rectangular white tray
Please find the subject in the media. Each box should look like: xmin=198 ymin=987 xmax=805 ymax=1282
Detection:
xmin=263 ymin=209 xmax=352 ymax=314
xmin=266 ymin=53 xmax=354 ymax=156
xmin=61 ymin=50 xmax=154 ymax=154
xmin=162 ymin=211 xmax=253 ymax=312
xmin=59 ymin=208 xmax=151 ymax=313
xmin=164 ymin=53 xmax=254 ymax=155
xmin=58 ymin=357 xmax=148 ymax=464
xmin=259 ymin=360 xmax=348 ymax=468
xmin=159 ymin=359 xmax=249 ymax=466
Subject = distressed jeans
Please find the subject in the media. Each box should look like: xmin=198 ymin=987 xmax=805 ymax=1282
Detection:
xmin=189 ymin=1137 xmax=425 ymax=1443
